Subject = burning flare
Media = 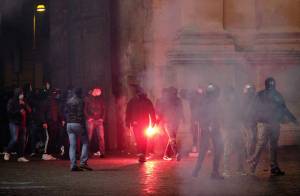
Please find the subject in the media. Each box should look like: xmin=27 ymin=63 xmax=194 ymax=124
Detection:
xmin=145 ymin=114 xmax=158 ymax=138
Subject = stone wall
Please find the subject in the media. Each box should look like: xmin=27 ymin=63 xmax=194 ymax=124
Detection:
xmin=117 ymin=0 xmax=300 ymax=146
xmin=49 ymin=0 xmax=118 ymax=149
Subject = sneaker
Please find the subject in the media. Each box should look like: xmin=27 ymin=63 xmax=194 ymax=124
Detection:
xmin=4 ymin=153 xmax=10 ymax=161
xmin=42 ymin=154 xmax=57 ymax=161
xmin=17 ymin=157 xmax=29 ymax=162
xmin=94 ymin=151 xmax=101 ymax=156
xmin=163 ymin=156 xmax=172 ymax=161
xmin=71 ymin=166 xmax=84 ymax=172
xmin=60 ymin=146 xmax=65 ymax=156
xmin=30 ymin=153 xmax=36 ymax=157
xmin=211 ymin=172 xmax=224 ymax=180
xmin=271 ymin=167 xmax=285 ymax=176
xmin=79 ymin=164 xmax=93 ymax=171
xmin=176 ymin=153 xmax=182 ymax=161
xmin=223 ymin=170 xmax=231 ymax=178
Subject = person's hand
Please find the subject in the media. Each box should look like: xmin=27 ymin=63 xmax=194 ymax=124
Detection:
xmin=20 ymin=109 xmax=26 ymax=114
xmin=62 ymin=121 xmax=66 ymax=127
xmin=19 ymin=100 xmax=25 ymax=105
xmin=43 ymin=123 xmax=48 ymax=129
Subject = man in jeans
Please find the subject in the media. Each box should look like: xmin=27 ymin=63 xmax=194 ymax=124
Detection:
xmin=4 ymin=88 xmax=31 ymax=162
xmin=65 ymin=88 xmax=92 ymax=171
xmin=84 ymin=87 xmax=105 ymax=158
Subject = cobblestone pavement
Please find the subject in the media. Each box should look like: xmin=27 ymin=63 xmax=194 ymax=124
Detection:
xmin=0 ymin=146 xmax=300 ymax=196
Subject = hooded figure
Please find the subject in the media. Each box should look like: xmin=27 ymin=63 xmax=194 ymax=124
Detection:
xmin=4 ymin=88 xmax=30 ymax=162
xmin=84 ymin=87 xmax=106 ymax=157
xmin=125 ymin=85 xmax=156 ymax=163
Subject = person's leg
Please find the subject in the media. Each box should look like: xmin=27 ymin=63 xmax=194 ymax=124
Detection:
xmin=67 ymin=124 xmax=78 ymax=169
xmin=248 ymin=123 xmax=269 ymax=173
xmin=133 ymin=125 xmax=147 ymax=162
xmin=80 ymin=130 xmax=89 ymax=166
xmin=249 ymin=123 xmax=258 ymax=157
xmin=164 ymin=123 xmax=177 ymax=157
xmin=86 ymin=120 xmax=95 ymax=145
xmin=193 ymin=128 xmax=209 ymax=176
xmin=95 ymin=120 xmax=105 ymax=155
xmin=211 ymin=128 xmax=223 ymax=176
xmin=29 ymin=122 xmax=38 ymax=154
xmin=269 ymin=124 xmax=283 ymax=175
xmin=18 ymin=127 xmax=27 ymax=158
xmin=235 ymin=131 xmax=246 ymax=173
xmin=223 ymin=131 xmax=232 ymax=174
xmin=191 ymin=120 xmax=199 ymax=150
xmin=5 ymin=123 xmax=19 ymax=153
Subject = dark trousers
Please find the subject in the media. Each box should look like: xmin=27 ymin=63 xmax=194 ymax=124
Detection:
xmin=29 ymin=122 xmax=40 ymax=154
xmin=191 ymin=120 xmax=200 ymax=147
xmin=194 ymin=126 xmax=223 ymax=174
xmin=243 ymin=123 xmax=257 ymax=158
xmin=132 ymin=124 xmax=147 ymax=155
xmin=5 ymin=123 xmax=27 ymax=157
xmin=164 ymin=123 xmax=179 ymax=157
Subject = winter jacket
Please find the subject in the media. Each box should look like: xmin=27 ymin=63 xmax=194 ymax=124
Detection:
xmin=65 ymin=96 xmax=85 ymax=124
xmin=126 ymin=94 xmax=156 ymax=128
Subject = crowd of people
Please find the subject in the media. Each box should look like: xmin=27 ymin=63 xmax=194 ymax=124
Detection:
xmin=0 ymin=77 xmax=299 ymax=175
xmin=0 ymin=81 xmax=105 ymax=171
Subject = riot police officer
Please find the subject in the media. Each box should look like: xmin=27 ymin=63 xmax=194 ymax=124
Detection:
xmin=241 ymin=84 xmax=258 ymax=158
xmin=193 ymin=84 xmax=224 ymax=179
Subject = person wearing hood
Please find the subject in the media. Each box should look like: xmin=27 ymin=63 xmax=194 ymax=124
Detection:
xmin=247 ymin=77 xmax=299 ymax=176
xmin=84 ymin=87 xmax=106 ymax=158
xmin=4 ymin=88 xmax=31 ymax=162
xmin=125 ymin=85 xmax=156 ymax=163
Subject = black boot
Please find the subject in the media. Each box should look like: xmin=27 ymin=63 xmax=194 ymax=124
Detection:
xmin=271 ymin=166 xmax=285 ymax=176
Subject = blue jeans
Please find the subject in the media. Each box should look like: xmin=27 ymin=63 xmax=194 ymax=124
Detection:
xmin=5 ymin=123 xmax=27 ymax=157
xmin=67 ymin=123 xmax=89 ymax=169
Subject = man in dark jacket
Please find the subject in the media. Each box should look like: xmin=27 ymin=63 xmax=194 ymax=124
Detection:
xmin=65 ymin=88 xmax=92 ymax=171
xmin=84 ymin=87 xmax=106 ymax=157
xmin=193 ymin=84 xmax=224 ymax=179
xmin=247 ymin=77 xmax=299 ymax=176
xmin=4 ymin=88 xmax=31 ymax=162
xmin=125 ymin=86 xmax=156 ymax=163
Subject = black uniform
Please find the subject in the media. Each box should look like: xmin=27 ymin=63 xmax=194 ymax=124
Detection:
xmin=193 ymin=84 xmax=224 ymax=179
